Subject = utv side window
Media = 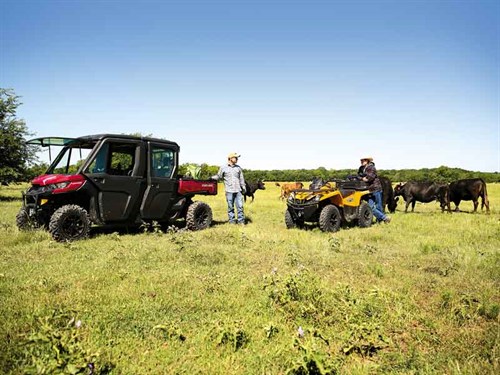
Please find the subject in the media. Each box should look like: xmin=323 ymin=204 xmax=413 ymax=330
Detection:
xmin=87 ymin=144 xmax=108 ymax=174
xmin=151 ymin=147 xmax=175 ymax=178
xmin=109 ymin=144 xmax=135 ymax=176
xmin=87 ymin=142 xmax=138 ymax=176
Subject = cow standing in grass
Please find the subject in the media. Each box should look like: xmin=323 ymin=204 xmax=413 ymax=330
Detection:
xmin=449 ymin=178 xmax=489 ymax=212
xmin=243 ymin=180 xmax=266 ymax=202
xmin=380 ymin=176 xmax=398 ymax=213
xmin=280 ymin=182 xmax=304 ymax=200
xmin=394 ymin=181 xmax=451 ymax=213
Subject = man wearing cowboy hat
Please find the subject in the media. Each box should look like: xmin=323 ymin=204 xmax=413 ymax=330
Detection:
xmin=212 ymin=153 xmax=246 ymax=224
xmin=359 ymin=156 xmax=391 ymax=223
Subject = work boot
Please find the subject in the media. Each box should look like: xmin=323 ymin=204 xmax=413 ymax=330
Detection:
xmin=384 ymin=216 xmax=391 ymax=223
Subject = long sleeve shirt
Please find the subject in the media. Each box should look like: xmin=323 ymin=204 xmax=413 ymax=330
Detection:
xmin=213 ymin=164 xmax=245 ymax=193
xmin=362 ymin=162 xmax=382 ymax=192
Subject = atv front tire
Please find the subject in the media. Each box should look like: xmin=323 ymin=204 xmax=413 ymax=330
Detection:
xmin=49 ymin=204 xmax=90 ymax=242
xmin=186 ymin=201 xmax=212 ymax=231
xmin=285 ymin=209 xmax=304 ymax=229
xmin=357 ymin=201 xmax=373 ymax=228
xmin=319 ymin=204 xmax=342 ymax=232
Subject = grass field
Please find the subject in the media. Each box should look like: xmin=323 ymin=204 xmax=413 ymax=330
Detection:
xmin=0 ymin=182 xmax=499 ymax=374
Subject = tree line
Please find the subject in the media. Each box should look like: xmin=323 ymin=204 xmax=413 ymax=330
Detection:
xmin=19 ymin=162 xmax=498 ymax=184
xmin=2 ymin=88 xmax=498 ymax=185
xmin=177 ymin=164 xmax=499 ymax=183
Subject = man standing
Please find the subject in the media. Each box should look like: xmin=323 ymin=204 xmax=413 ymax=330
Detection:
xmin=359 ymin=156 xmax=391 ymax=223
xmin=212 ymin=153 xmax=246 ymax=224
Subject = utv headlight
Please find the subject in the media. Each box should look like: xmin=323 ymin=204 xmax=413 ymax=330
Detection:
xmin=48 ymin=182 xmax=70 ymax=190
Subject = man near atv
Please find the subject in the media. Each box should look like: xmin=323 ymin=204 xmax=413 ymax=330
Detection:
xmin=358 ymin=157 xmax=391 ymax=224
xmin=212 ymin=153 xmax=246 ymax=224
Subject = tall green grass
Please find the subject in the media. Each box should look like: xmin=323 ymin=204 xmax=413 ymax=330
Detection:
xmin=0 ymin=183 xmax=498 ymax=374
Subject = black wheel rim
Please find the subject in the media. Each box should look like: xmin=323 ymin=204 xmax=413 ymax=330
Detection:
xmin=195 ymin=208 xmax=209 ymax=227
xmin=60 ymin=213 xmax=85 ymax=238
xmin=329 ymin=213 xmax=340 ymax=228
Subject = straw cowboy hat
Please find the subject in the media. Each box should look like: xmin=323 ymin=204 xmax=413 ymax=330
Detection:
xmin=360 ymin=156 xmax=373 ymax=162
xmin=227 ymin=152 xmax=241 ymax=159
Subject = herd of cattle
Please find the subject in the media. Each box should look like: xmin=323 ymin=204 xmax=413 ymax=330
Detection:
xmin=244 ymin=178 xmax=490 ymax=213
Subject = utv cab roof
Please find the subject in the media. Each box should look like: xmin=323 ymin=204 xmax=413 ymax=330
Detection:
xmin=28 ymin=134 xmax=179 ymax=150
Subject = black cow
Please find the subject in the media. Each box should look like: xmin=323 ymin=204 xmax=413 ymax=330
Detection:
xmin=394 ymin=181 xmax=450 ymax=213
xmin=380 ymin=176 xmax=398 ymax=213
xmin=449 ymin=178 xmax=489 ymax=212
xmin=244 ymin=180 xmax=266 ymax=202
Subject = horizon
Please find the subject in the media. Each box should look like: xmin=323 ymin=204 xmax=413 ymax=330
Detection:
xmin=1 ymin=0 xmax=499 ymax=172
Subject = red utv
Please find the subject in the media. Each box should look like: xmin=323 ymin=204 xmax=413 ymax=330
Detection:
xmin=17 ymin=134 xmax=217 ymax=242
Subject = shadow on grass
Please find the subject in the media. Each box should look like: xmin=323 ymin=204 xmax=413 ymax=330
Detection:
xmin=0 ymin=196 xmax=22 ymax=202
xmin=86 ymin=218 xmax=232 ymax=239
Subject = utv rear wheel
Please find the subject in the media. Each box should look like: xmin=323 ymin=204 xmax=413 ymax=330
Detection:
xmin=186 ymin=201 xmax=212 ymax=231
xmin=319 ymin=205 xmax=342 ymax=232
xmin=16 ymin=208 xmax=35 ymax=230
xmin=49 ymin=205 xmax=90 ymax=242
xmin=357 ymin=202 xmax=373 ymax=228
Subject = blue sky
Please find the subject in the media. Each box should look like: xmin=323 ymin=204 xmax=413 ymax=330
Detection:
xmin=1 ymin=0 xmax=499 ymax=172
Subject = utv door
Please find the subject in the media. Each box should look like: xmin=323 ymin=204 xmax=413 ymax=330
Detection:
xmin=140 ymin=142 xmax=179 ymax=220
xmin=84 ymin=139 xmax=145 ymax=222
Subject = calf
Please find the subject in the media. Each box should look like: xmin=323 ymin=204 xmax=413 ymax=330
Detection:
xmin=244 ymin=180 xmax=266 ymax=202
xmin=394 ymin=181 xmax=450 ymax=213
xmin=449 ymin=178 xmax=489 ymax=212
xmin=380 ymin=176 xmax=398 ymax=213
xmin=280 ymin=182 xmax=304 ymax=200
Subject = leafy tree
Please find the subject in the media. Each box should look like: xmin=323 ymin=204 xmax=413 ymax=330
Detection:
xmin=0 ymin=89 xmax=38 ymax=184
xmin=25 ymin=162 xmax=49 ymax=181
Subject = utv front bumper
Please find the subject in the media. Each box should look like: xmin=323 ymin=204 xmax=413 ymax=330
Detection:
xmin=21 ymin=188 xmax=54 ymax=225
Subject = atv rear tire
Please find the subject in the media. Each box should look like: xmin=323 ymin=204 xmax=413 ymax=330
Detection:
xmin=49 ymin=204 xmax=90 ymax=242
xmin=357 ymin=201 xmax=373 ymax=228
xmin=319 ymin=204 xmax=342 ymax=232
xmin=16 ymin=208 xmax=35 ymax=230
xmin=186 ymin=201 xmax=212 ymax=231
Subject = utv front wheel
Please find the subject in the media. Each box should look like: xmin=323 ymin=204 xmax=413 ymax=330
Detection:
xmin=49 ymin=204 xmax=90 ymax=242
xmin=357 ymin=202 xmax=373 ymax=228
xmin=186 ymin=201 xmax=212 ymax=230
xmin=319 ymin=205 xmax=342 ymax=232
xmin=16 ymin=208 xmax=35 ymax=230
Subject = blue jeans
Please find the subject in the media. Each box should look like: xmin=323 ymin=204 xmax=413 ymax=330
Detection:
xmin=368 ymin=190 xmax=387 ymax=222
xmin=226 ymin=192 xmax=245 ymax=223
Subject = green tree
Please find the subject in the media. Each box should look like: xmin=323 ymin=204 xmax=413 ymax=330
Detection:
xmin=25 ymin=162 xmax=49 ymax=181
xmin=0 ymin=89 xmax=38 ymax=184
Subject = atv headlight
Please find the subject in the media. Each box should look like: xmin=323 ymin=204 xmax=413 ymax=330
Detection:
xmin=314 ymin=195 xmax=321 ymax=202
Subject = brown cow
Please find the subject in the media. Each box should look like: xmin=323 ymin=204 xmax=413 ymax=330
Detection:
xmin=280 ymin=182 xmax=304 ymax=200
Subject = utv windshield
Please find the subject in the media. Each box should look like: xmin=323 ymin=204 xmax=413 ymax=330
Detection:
xmin=46 ymin=142 xmax=96 ymax=175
